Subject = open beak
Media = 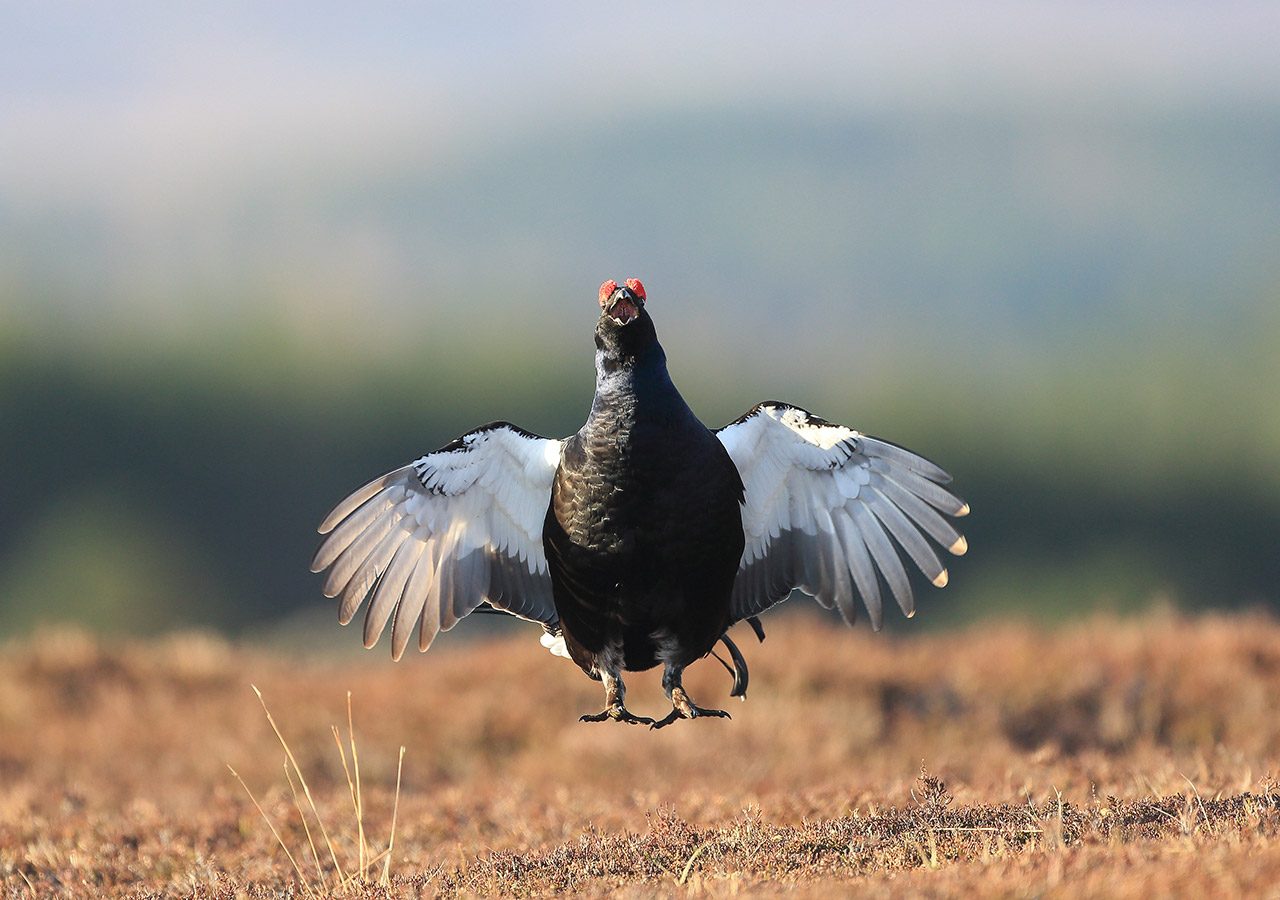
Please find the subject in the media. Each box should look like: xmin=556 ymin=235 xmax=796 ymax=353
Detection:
xmin=605 ymin=287 xmax=640 ymax=325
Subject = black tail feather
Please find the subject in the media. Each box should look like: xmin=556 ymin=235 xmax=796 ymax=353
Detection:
xmin=718 ymin=633 xmax=751 ymax=698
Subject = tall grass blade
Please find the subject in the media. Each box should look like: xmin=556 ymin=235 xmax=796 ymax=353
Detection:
xmin=227 ymin=764 xmax=315 ymax=899
xmin=251 ymin=685 xmax=347 ymax=884
xmin=347 ymin=691 xmax=367 ymax=877
xmin=382 ymin=746 xmax=406 ymax=887
xmin=283 ymin=759 xmax=330 ymax=890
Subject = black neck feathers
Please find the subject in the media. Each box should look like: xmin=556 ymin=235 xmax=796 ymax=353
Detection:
xmin=594 ymin=310 xmax=663 ymax=377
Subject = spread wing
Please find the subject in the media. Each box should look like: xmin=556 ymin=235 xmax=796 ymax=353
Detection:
xmin=715 ymin=402 xmax=969 ymax=630
xmin=311 ymin=422 xmax=563 ymax=659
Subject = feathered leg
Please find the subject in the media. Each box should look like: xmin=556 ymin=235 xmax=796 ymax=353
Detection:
xmin=651 ymin=664 xmax=731 ymax=730
xmin=579 ymin=669 xmax=654 ymax=725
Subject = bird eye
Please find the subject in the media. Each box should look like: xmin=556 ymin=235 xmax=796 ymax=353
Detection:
xmin=624 ymin=278 xmax=646 ymax=301
xmin=598 ymin=280 xmax=619 ymax=308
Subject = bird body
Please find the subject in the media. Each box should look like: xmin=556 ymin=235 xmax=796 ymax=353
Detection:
xmin=311 ymin=278 xmax=969 ymax=727
xmin=544 ymin=298 xmax=744 ymax=684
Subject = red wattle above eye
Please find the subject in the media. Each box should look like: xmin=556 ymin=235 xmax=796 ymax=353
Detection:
xmin=598 ymin=280 xmax=619 ymax=307
xmin=624 ymin=278 xmax=646 ymax=301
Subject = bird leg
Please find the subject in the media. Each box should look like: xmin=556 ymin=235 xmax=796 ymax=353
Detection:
xmin=650 ymin=664 xmax=732 ymax=730
xmin=579 ymin=670 xmax=654 ymax=725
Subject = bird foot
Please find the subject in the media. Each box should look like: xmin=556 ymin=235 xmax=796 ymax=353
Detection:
xmin=649 ymin=702 xmax=732 ymax=730
xmin=579 ymin=705 xmax=655 ymax=726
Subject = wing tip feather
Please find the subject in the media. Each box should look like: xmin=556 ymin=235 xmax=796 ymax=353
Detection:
xmin=308 ymin=547 xmax=330 ymax=574
xmin=317 ymin=471 xmax=395 ymax=534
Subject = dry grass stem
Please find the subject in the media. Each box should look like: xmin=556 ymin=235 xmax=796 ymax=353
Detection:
xmin=347 ymin=691 xmax=367 ymax=877
xmin=227 ymin=686 xmax=405 ymax=895
xmin=250 ymin=685 xmax=347 ymax=883
xmin=381 ymin=746 xmax=406 ymax=887
xmin=226 ymin=764 xmax=314 ymax=897
xmin=282 ymin=759 xmax=328 ymax=891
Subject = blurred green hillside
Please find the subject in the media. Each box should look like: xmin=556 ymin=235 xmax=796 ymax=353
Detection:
xmin=1 ymin=288 xmax=1277 ymax=638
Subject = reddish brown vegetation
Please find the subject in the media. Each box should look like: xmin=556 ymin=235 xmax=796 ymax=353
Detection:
xmin=2 ymin=610 xmax=1279 ymax=896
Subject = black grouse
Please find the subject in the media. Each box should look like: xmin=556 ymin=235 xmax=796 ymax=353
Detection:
xmin=311 ymin=279 xmax=969 ymax=727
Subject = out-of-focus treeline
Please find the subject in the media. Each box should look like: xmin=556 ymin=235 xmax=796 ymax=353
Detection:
xmin=2 ymin=6 xmax=1278 ymax=639
xmin=2 ymin=273 xmax=1277 ymax=638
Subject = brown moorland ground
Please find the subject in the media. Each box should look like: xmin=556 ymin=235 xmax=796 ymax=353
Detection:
xmin=2 ymin=609 xmax=1280 ymax=897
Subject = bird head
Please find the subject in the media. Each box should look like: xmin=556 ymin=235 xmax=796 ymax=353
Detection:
xmin=598 ymin=278 xmax=646 ymax=327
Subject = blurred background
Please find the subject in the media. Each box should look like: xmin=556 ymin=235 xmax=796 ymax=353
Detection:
xmin=2 ymin=2 xmax=1278 ymax=643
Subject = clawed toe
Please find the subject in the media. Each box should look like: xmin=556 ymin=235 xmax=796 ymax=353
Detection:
xmin=649 ymin=705 xmax=732 ymax=730
xmin=650 ymin=710 xmax=681 ymax=730
xmin=579 ymin=706 xmax=655 ymax=726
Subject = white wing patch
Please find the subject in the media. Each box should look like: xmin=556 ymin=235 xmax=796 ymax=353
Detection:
xmin=716 ymin=402 xmax=969 ymax=629
xmin=311 ymin=423 xmax=564 ymax=659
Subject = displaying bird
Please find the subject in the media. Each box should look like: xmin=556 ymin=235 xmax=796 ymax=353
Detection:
xmin=311 ymin=279 xmax=969 ymax=728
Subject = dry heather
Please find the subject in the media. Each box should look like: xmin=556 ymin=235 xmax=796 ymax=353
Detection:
xmin=2 ymin=610 xmax=1280 ymax=897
